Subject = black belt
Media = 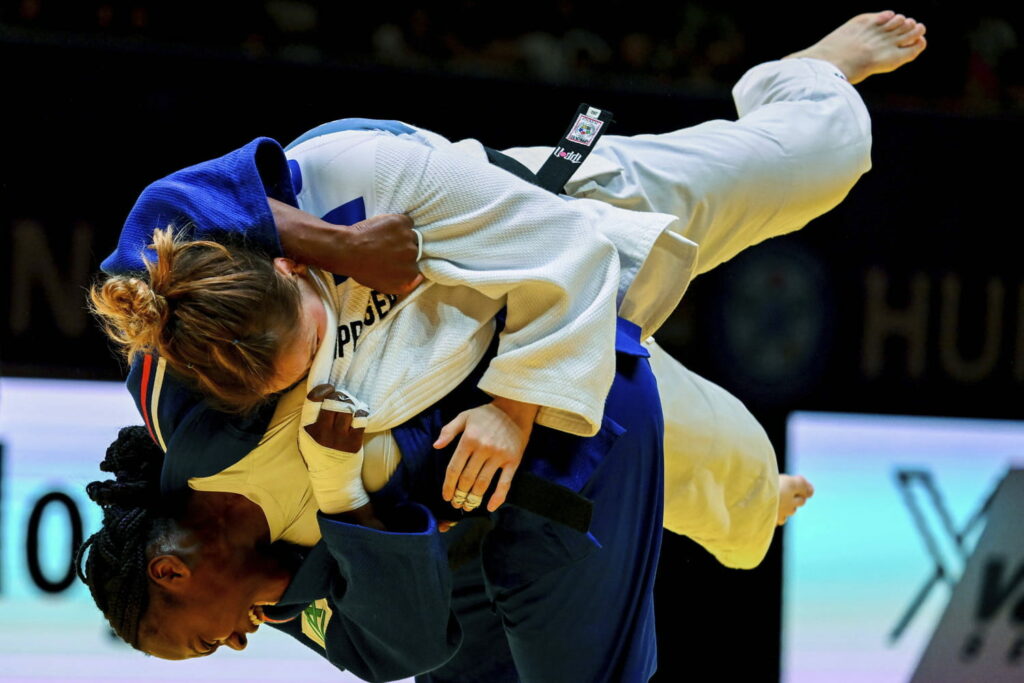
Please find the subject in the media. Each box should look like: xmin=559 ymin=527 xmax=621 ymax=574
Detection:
xmin=475 ymin=104 xmax=615 ymax=534
xmin=506 ymin=471 xmax=593 ymax=532
xmin=484 ymin=103 xmax=614 ymax=195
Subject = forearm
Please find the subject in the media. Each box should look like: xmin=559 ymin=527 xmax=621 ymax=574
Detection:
xmin=271 ymin=197 xmax=351 ymax=271
xmin=270 ymin=197 xmax=421 ymax=294
xmin=301 ymin=384 xmax=371 ymax=514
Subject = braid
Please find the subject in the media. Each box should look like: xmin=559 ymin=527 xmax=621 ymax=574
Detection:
xmin=75 ymin=426 xmax=174 ymax=649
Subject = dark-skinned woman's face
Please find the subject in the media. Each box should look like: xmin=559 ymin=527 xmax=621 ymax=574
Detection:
xmin=137 ymin=539 xmax=293 ymax=660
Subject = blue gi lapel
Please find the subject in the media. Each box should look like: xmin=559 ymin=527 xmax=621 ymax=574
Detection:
xmin=125 ymin=353 xmax=276 ymax=495
xmin=261 ymin=543 xmax=334 ymax=622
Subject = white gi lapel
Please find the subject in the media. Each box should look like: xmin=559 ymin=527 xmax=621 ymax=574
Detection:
xmin=299 ymin=271 xmax=340 ymax=427
xmin=302 ymin=267 xmax=432 ymax=429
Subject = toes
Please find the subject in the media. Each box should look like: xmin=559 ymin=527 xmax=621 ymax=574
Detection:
xmin=874 ymin=10 xmax=896 ymax=26
xmin=897 ymin=23 xmax=926 ymax=47
xmin=900 ymin=35 xmax=927 ymax=61
xmin=882 ymin=13 xmax=906 ymax=31
xmin=895 ymin=18 xmax=919 ymax=35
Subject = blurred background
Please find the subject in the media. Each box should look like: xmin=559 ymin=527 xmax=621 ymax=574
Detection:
xmin=1 ymin=1 xmax=1022 ymax=681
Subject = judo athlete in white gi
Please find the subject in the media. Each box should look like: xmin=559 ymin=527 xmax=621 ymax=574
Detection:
xmin=85 ymin=11 xmax=927 ymax=682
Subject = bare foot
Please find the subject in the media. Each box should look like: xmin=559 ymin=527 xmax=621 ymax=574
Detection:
xmin=777 ymin=474 xmax=815 ymax=525
xmin=786 ymin=11 xmax=927 ymax=84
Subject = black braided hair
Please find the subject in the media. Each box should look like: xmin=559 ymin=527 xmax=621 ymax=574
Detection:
xmin=75 ymin=426 xmax=176 ymax=649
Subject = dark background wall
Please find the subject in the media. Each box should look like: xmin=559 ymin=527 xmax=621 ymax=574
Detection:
xmin=1 ymin=2 xmax=1021 ymax=680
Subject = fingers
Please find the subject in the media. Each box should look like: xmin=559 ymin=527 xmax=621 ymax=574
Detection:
xmin=469 ymin=460 xmax=501 ymax=500
xmin=435 ymin=412 xmax=468 ymax=450
xmin=304 ymin=384 xmax=364 ymax=451
xmin=454 ymin=451 xmax=488 ymax=499
xmin=440 ymin=413 xmax=471 ymax=501
xmin=412 ymin=227 xmax=424 ymax=262
xmin=364 ymin=213 xmax=414 ymax=231
xmin=307 ymin=383 xmax=337 ymax=402
xmin=346 ymin=213 xmax=424 ymax=295
xmin=452 ymin=460 xmax=499 ymax=512
xmin=441 ymin=427 xmax=503 ymax=508
xmin=486 ymin=464 xmax=518 ymax=512
xmin=450 ymin=453 xmax=503 ymax=511
xmin=323 ymin=398 xmax=368 ymax=429
xmin=304 ymin=389 xmax=341 ymax=436
xmin=437 ymin=403 xmax=528 ymax=511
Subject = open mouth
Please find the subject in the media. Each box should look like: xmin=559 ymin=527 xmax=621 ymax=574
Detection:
xmin=247 ymin=602 xmax=273 ymax=628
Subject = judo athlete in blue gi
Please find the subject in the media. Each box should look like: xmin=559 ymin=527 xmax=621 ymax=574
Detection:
xmin=78 ymin=316 xmax=665 ymax=682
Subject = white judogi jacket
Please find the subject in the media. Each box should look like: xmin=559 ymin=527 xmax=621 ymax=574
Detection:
xmin=197 ymin=57 xmax=872 ymax=568
xmin=288 ymin=128 xmax=692 ymax=439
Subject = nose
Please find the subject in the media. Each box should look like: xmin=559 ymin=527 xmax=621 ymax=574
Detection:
xmin=226 ymin=632 xmax=248 ymax=651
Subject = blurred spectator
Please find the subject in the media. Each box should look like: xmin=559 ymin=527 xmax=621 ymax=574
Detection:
xmin=1 ymin=1 xmax=1022 ymax=114
xmin=964 ymin=16 xmax=1018 ymax=112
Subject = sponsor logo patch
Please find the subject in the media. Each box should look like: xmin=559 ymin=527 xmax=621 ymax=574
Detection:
xmin=551 ymin=146 xmax=583 ymax=164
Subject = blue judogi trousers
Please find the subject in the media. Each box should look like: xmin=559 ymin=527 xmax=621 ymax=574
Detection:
xmin=375 ymin=319 xmax=665 ymax=682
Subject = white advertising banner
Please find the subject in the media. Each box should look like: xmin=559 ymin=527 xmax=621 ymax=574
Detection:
xmin=0 ymin=376 xmax=400 ymax=682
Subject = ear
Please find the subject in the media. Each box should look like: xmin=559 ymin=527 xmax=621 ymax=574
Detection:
xmin=272 ymin=257 xmax=308 ymax=278
xmin=148 ymin=555 xmax=192 ymax=592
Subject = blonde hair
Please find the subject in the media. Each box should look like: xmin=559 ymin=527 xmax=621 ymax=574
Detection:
xmin=90 ymin=227 xmax=301 ymax=413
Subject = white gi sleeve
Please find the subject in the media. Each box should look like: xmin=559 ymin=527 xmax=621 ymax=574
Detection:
xmin=373 ymin=135 xmax=622 ymax=436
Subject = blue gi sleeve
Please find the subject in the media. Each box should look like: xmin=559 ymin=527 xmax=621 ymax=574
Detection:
xmin=270 ymin=502 xmax=461 ymax=682
xmin=101 ymin=137 xmax=294 ymax=274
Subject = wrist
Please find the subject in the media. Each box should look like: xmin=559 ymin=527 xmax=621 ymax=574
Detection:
xmin=490 ymin=396 xmax=539 ymax=431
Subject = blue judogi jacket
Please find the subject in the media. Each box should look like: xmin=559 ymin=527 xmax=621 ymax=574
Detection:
xmin=124 ymin=319 xmax=650 ymax=681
